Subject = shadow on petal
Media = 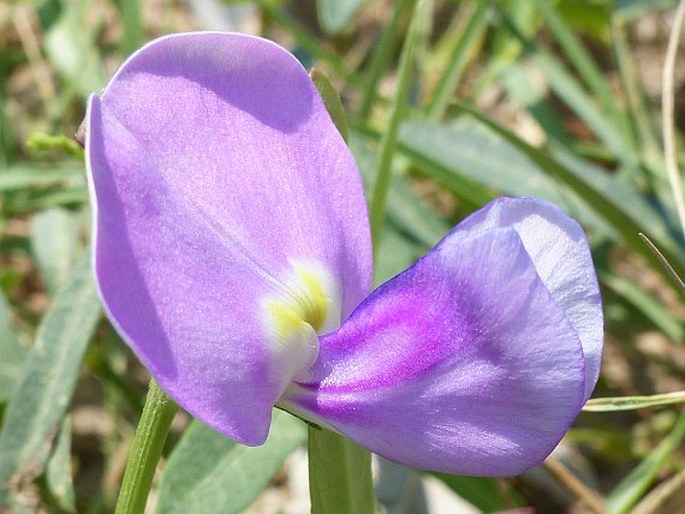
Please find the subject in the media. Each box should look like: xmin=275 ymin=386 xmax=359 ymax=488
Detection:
xmin=105 ymin=33 xmax=315 ymax=134
xmin=88 ymin=95 xmax=178 ymax=381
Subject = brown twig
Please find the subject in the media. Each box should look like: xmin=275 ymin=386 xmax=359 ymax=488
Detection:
xmin=542 ymin=457 xmax=606 ymax=514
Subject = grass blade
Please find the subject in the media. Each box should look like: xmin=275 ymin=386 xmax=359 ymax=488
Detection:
xmin=0 ymin=254 xmax=100 ymax=505
xmin=607 ymin=408 xmax=685 ymax=513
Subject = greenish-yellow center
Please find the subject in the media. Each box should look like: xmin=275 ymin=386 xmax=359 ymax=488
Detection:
xmin=263 ymin=263 xmax=338 ymax=343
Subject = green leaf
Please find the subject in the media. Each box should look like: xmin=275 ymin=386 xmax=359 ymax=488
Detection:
xmin=0 ymin=291 xmax=26 ymax=404
xmin=0 ymin=79 xmax=12 ymax=166
xmin=117 ymin=0 xmax=143 ymax=57
xmin=348 ymin=132 xmax=436 ymax=284
xmin=584 ymin=392 xmax=685 ymax=413
xmin=376 ymin=459 xmax=428 ymax=514
xmin=600 ymin=272 xmax=683 ymax=342
xmin=369 ymin=0 xmax=426 ymax=247
xmin=557 ymin=0 xmax=612 ymax=40
xmin=30 ymin=208 xmax=85 ymax=295
xmin=45 ymin=418 xmax=75 ymax=512
xmin=607 ymin=409 xmax=685 ymax=513
xmin=155 ymin=410 xmax=306 ymax=514
xmin=0 ymin=254 xmax=100 ymax=505
xmin=427 ymin=1 xmax=491 ymax=120
xmin=399 ymin=118 xmax=603 ymax=228
xmin=373 ymin=223 xmax=422 ymax=286
xmin=532 ymin=0 xmax=631 ymax=147
xmin=7 ymin=189 xmax=88 ymax=214
xmin=310 ymin=68 xmax=349 ymax=142
xmin=498 ymin=6 xmax=634 ymax=159
xmin=631 ymin=467 xmax=685 ymax=514
xmin=0 ymin=165 xmax=83 ymax=192
xmin=359 ymin=0 xmax=416 ymax=119
xmin=399 ymin=113 xmax=685 ymax=282
xmin=350 ymin=131 xmax=450 ymax=250
xmin=433 ymin=473 xmax=514 ymax=512
xmin=459 ymin=108 xmax=685 ymax=277
xmin=501 ymin=62 xmax=574 ymax=149
xmin=43 ymin=0 xmax=106 ymax=96
xmin=316 ymin=0 xmax=367 ymax=34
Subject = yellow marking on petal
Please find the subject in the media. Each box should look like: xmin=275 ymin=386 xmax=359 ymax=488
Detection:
xmin=261 ymin=261 xmax=341 ymax=384
xmin=291 ymin=264 xmax=329 ymax=332
xmin=265 ymin=301 xmax=310 ymax=340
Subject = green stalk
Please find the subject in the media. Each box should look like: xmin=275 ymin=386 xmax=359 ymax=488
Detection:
xmin=294 ymin=67 xmax=375 ymax=514
xmin=115 ymin=380 xmax=178 ymax=514
xmin=118 ymin=0 xmax=143 ymax=57
xmin=607 ymin=407 xmax=685 ymax=513
xmin=427 ymin=1 xmax=490 ymax=120
xmin=368 ymin=0 xmax=425 ymax=252
xmin=308 ymin=427 xmax=375 ymax=514
xmin=359 ymin=0 xmax=417 ymax=120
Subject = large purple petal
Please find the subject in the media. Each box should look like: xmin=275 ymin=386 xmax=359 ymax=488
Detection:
xmin=452 ymin=197 xmax=603 ymax=400
xmin=86 ymin=33 xmax=371 ymax=444
xmin=283 ymin=225 xmax=588 ymax=476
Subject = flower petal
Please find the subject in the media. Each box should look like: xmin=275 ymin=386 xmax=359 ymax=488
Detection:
xmin=452 ymin=197 xmax=603 ymax=400
xmin=283 ymin=226 xmax=587 ymax=476
xmin=86 ymin=33 xmax=371 ymax=444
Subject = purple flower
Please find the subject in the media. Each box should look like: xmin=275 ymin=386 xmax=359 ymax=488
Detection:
xmin=85 ymin=32 xmax=603 ymax=476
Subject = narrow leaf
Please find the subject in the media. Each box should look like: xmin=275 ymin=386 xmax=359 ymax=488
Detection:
xmin=427 ymin=1 xmax=490 ymax=120
xmin=156 ymin=410 xmax=306 ymax=514
xmin=607 ymin=408 xmax=685 ymax=513
xmin=631 ymin=467 xmax=685 ymax=514
xmin=376 ymin=459 xmax=428 ymax=514
xmin=600 ymin=272 xmax=683 ymax=342
xmin=311 ymin=68 xmax=349 ymax=142
xmin=0 ymin=254 xmax=100 ymax=504
xmin=0 ymin=166 xmax=83 ymax=192
xmin=43 ymin=0 xmax=106 ymax=96
xmin=0 ymin=292 xmax=26 ymax=404
xmin=584 ymin=392 xmax=685 ymax=413
xmin=451 ymin=109 xmax=685 ymax=280
xmin=532 ymin=0 xmax=631 ymax=145
xmin=433 ymin=473 xmax=513 ymax=512
xmin=30 ymin=208 xmax=85 ymax=295
xmin=45 ymin=418 xmax=75 ymax=512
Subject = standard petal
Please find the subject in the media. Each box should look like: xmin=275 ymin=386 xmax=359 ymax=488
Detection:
xmin=453 ymin=197 xmax=603 ymax=400
xmin=283 ymin=228 xmax=586 ymax=476
xmin=86 ymin=33 xmax=371 ymax=444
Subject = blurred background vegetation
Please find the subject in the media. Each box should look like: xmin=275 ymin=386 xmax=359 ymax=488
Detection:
xmin=2 ymin=0 xmax=685 ymax=512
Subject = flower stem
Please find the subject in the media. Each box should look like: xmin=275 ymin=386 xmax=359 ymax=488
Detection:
xmin=308 ymin=427 xmax=375 ymax=514
xmin=115 ymin=379 xmax=178 ymax=514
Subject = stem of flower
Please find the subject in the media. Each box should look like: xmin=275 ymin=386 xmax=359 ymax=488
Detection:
xmin=114 ymin=379 xmax=178 ymax=514
xmin=308 ymin=426 xmax=375 ymax=514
